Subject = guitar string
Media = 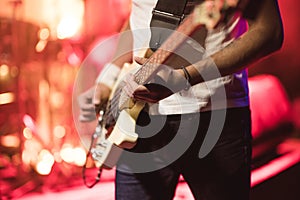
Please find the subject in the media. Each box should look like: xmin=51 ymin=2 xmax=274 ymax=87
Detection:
xmin=102 ymin=36 xmax=186 ymax=125
xmin=101 ymin=60 xmax=154 ymax=123
xmin=102 ymin=21 xmax=194 ymax=124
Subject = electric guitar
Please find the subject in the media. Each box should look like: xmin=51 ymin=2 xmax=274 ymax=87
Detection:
xmin=84 ymin=0 xmax=240 ymax=180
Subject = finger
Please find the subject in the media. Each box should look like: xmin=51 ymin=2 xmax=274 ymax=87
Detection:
xmin=133 ymin=85 xmax=150 ymax=95
xmin=124 ymin=74 xmax=139 ymax=94
xmin=133 ymin=94 xmax=158 ymax=104
xmin=80 ymin=104 xmax=95 ymax=112
xmin=79 ymin=114 xmax=96 ymax=122
xmin=134 ymin=56 xmax=148 ymax=65
xmin=92 ymin=85 xmax=101 ymax=105
xmin=132 ymin=85 xmax=159 ymax=103
xmin=123 ymin=85 xmax=134 ymax=97
xmin=77 ymin=95 xmax=91 ymax=105
xmin=79 ymin=107 xmax=97 ymax=122
xmin=80 ymin=107 xmax=96 ymax=115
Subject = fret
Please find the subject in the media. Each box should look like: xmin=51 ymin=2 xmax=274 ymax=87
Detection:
xmin=133 ymin=15 xmax=196 ymax=86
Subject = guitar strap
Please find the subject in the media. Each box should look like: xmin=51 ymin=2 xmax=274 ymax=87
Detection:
xmin=149 ymin=0 xmax=201 ymax=51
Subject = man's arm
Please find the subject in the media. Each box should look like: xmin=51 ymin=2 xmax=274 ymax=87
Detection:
xmin=93 ymin=20 xmax=133 ymax=104
xmin=78 ymin=20 xmax=133 ymax=121
xmin=187 ymin=0 xmax=284 ymax=85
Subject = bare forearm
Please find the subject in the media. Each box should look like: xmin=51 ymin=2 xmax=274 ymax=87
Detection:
xmin=186 ymin=0 xmax=284 ymax=85
xmin=213 ymin=0 xmax=283 ymax=72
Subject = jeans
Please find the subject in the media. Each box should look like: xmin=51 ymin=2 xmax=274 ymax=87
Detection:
xmin=115 ymin=107 xmax=252 ymax=200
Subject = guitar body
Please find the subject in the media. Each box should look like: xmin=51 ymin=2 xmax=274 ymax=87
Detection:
xmin=91 ymin=63 xmax=145 ymax=169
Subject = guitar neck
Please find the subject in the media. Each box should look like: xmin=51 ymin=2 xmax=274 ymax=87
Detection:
xmin=104 ymin=16 xmax=199 ymax=129
xmin=134 ymin=13 xmax=202 ymax=85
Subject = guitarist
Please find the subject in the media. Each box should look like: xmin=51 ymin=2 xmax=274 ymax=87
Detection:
xmin=78 ymin=0 xmax=283 ymax=199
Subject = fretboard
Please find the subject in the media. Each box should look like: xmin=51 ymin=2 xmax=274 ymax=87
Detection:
xmin=133 ymin=13 xmax=201 ymax=85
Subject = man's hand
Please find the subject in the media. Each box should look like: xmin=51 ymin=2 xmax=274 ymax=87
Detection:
xmin=123 ymin=74 xmax=173 ymax=103
xmin=77 ymin=83 xmax=111 ymax=122
xmin=123 ymin=57 xmax=189 ymax=103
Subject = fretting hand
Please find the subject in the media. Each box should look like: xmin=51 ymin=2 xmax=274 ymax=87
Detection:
xmin=77 ymin=83 xmax=111 ymax=122
xmin=123 ymin=57 xmax=189 ymax=104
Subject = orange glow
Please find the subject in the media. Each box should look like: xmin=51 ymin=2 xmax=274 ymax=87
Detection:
xmin=53 ymin=125 xmax=66 ymax=138
xmin=60 ymin=145 xmax=86 ymax=166
xmin=36 ymin=161 xmax=52 ymax=175
xmin=23 ymin=127 xmax=33 ymax=139
xmin=60 ymin=144 xmax=74 ymax=164
xmin=10 ymin=66 xmax=19 ymax=77
xmin=50 ymin=92 xmax=65 ymax=108
xmin=55 ymin=0 xmax=85 ymax=39
xmin=53 ymin=151 xmax=63 ymax=163
xmin=22 ymin=140 xmax=42 ymax=165
xmin=22 ymin=149 xmax=33 ymax=165
xmin=39 ymin=80 xmax=50 ymax=99
xmin=0 ymin=64 xmax=9 ymax=77
xmin=0 ymin=92 xmax=15 ymax=105
xmin=35 ymin=40 xmax=48 ymax=52
xmin=57 ymin=16 xmax=82 ymax=39
xmin=39 ymin=28 xmax=50 ymax=40
xmin=73 ymin=147 xmax=86 ymax=166
xmin=36 ymin=149 xmax=55 ymax=175
xmin=1 ymin=135 xmax=20 ymax=148
xmin=0 ymin=0 xmax=85 ymax=39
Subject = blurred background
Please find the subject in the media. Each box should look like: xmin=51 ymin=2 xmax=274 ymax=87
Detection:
xmin=0 ymin=0 xmax=300 ymax=199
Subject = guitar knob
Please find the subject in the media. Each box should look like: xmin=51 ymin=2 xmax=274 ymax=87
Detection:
xmin=97 ymin=140 xmax=108 ymax=148
xmin=91 ymin=148 xmax=103 ymax=159
xmin=95 ymin=124 xmax=102 ymax=134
